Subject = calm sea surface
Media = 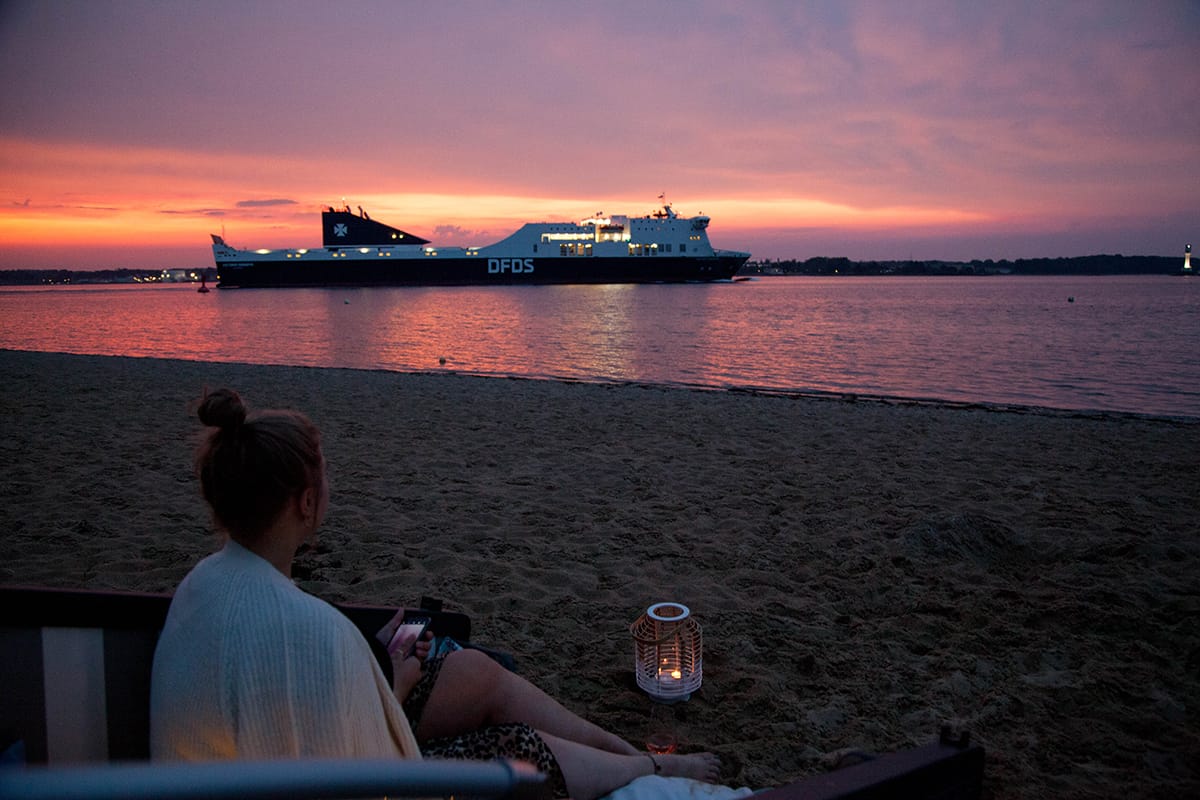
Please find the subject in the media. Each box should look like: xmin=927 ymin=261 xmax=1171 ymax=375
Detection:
xmin=1 ymin=275 xmax=1197 ymax=417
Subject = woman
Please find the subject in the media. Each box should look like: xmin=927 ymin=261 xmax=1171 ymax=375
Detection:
xmin=151 ymin=388 xmax=720 ymax=800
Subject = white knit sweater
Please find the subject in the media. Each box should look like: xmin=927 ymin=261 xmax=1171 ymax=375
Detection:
xmin=150 ymin=540 xmax=420 ymax=761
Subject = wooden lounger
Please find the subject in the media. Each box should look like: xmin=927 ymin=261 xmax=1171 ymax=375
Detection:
xmin=0 ymin=586 xmax=983 ymax=799
xmin=0 ymin=757 xmax=549 ymax=800
xmin=0 ymin=585 xmax=468 ymax=765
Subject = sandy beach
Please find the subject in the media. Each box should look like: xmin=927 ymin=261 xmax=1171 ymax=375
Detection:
xmin=1 ymin=348 xmax=1196 ymax=798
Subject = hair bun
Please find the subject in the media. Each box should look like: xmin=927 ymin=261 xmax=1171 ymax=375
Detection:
xmin=197 ymin=388 xmax=247 ymax=430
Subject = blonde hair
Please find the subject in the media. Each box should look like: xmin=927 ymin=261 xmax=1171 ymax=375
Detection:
xmin=194 ymin=388 xmax=323 ymax=541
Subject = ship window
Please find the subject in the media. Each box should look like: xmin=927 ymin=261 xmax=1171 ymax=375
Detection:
xmin=533 ymin=244 xmax=538 ymax=253
xmin=680 ymin=244 xmax=686 ymax=253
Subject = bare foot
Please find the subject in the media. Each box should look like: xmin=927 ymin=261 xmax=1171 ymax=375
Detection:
xmin=651 ymin=752 xmax=722 ymax=783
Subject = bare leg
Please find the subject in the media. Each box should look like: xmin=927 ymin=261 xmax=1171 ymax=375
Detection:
xmin=538 ymin=732 xmax=721 ymax=800
xmin=416 ymin=649 xmax=639 ymax=755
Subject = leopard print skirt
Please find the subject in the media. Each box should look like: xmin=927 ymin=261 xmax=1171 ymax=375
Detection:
xmin=404 ymin=653 xmax=569 ymax=798
xmin=422 ymin=722 xmax=568 ymax=798
xmin=400 ymin=650 xmax=446 ymax=729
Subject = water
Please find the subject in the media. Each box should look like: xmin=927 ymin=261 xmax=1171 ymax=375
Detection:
xmin=1 ymin=275 xmax=1197 ymax=417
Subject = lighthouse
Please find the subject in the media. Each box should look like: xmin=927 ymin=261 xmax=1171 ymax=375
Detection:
xmin=1185 ymin=243 xmax=1192 ymax=273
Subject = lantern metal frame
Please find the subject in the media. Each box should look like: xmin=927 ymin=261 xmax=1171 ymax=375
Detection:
xmin=631 ymin=602 xmax=703 ymax=703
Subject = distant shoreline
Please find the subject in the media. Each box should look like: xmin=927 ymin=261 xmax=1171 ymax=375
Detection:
xmin=0 ymin=253 xmax=1187 ymax=284
xmin=746 ymin=253 xmax=1182 ymax=276
xmin=0 ymin=267 xmax=214 ymax=286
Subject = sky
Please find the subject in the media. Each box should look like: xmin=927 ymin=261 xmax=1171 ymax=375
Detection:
xmin=1 ymin=0 xmax=1197 ymax=269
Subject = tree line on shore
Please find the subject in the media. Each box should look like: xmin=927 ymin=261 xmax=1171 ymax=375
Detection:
xmin=744 ymin=254 xmax=1182 ymax=276
xmin=0 ymin=268 xmax=214 ymax=286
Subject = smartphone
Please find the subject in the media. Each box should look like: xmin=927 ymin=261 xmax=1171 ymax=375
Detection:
xmin=386 ymin=615 xmax=431 ymax=658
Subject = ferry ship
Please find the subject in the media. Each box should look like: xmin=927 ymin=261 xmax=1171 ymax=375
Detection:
xmin=211 ymin=203 xmax=750 ymax=287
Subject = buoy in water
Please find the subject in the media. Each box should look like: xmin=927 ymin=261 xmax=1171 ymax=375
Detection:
xmin=1068 ymin=296 xmax=1075 ymax=303
xmin=438 ymin=357 xmax=447 ymax=365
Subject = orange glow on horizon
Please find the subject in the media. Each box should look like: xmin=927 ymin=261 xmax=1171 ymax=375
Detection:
xmin=1 ymin=192 xmax=992 ymax=259
xmin=0 ymin=134 xmax=1172 ymax=268
xmin=1 ymin=137 xmax=991 ymax=246
xmin=0 ymin=193 xmax=993 ymax=269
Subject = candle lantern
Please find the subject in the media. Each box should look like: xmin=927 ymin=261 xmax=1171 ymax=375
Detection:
xmin=631 ymin=602 xmax=702 ymax=703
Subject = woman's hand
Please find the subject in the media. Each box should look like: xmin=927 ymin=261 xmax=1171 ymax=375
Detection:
xmin=389 ymin=630 xmax=433 ymax=702
xmin=410 ymin=632 xmax=432 ymax=663
xmin=378 ymin=612 xmax=435 ymax=702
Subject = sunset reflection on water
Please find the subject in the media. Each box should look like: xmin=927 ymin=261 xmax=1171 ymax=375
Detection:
xmin=1 ymin=276 xmax=1197 ymax=416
